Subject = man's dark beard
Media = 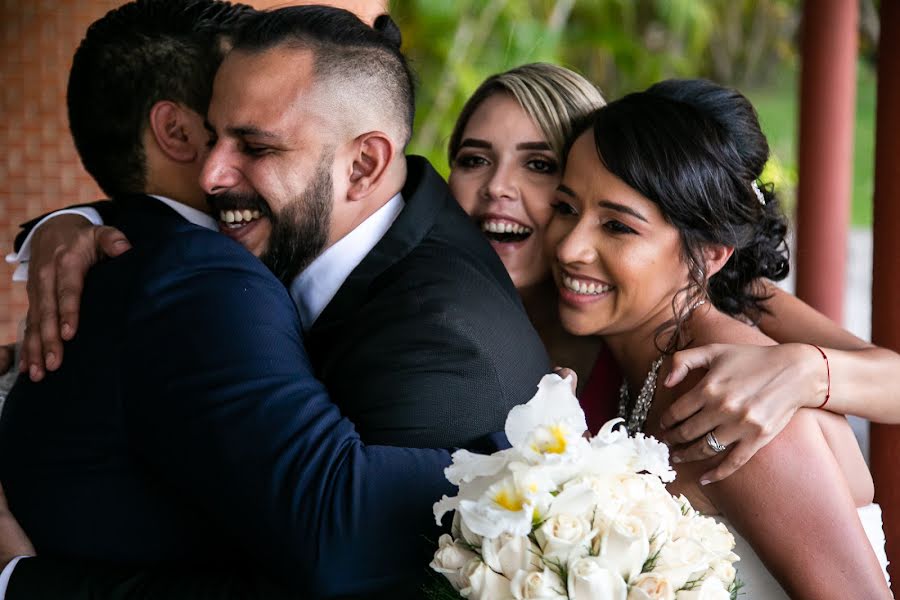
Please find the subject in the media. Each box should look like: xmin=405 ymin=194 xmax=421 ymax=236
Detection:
xmin=261 ymin=157 xmax=333 ymax=285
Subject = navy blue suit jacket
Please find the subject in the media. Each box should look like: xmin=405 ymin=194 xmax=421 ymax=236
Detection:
xmin=0 ymin=196 xmax=462 ymax=597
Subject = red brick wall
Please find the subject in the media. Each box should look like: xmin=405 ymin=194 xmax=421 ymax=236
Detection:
xmin=0 ymin=0 xmax=384 ymax=344
xmin=0 ymin=1 xmax=122 ymax=344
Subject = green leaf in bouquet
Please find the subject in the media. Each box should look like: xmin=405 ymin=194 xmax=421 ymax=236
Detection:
xmin=422 ymin=568 xmax=464 ymax=600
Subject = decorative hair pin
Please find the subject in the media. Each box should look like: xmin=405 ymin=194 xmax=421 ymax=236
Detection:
xmin=751 ymin=180 xmax=766 ymax=206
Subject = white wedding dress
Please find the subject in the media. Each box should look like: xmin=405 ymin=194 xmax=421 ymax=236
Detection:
xmin=718 ymin=503 xmax=892 ymax=597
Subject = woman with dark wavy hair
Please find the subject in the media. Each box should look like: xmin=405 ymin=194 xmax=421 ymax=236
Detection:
xmin=546 ymin=79 xmax=892 ymax=598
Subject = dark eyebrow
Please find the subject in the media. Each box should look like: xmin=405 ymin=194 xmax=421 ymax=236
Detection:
xmin=458 ymin=138 xmax=491 ymax=150
xmin=516 ymin=141 xmax=552 ymax=151
xmin=599 ymin=200 xmax=649 ymax=223
xmin=227 ymin=126 xmax=280 ymax=140
xmin=557 ymin=184 xmax=576 ymax=198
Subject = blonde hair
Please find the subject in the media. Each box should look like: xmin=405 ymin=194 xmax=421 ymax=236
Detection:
xmin=449 ymin=63 xmax=606 ymax=164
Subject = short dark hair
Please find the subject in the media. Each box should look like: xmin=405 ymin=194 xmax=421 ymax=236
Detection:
xmin=568 ymin=79 xmax=789 ymax=348
xmin=67 ymin=0 xmax=255 ymax=197
xmin=231 ymin=6 xmax=415 ymax=146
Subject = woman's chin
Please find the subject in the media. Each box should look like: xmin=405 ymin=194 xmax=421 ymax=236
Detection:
xmin=557 ymin=307 xmax=608 ymax=338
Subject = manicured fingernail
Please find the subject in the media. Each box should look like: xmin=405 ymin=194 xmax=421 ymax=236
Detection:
xmin=45 ymin=352 xmax=56 ymax=368
xmin=114 ymin=239 xmax=129 ymax=247
xmin=29 ymin=365 xmax=40 ymax=380
xmin=700 ymin=479 xmax=711 ymax=486
xmin=61 ymin=323 xmax=72 ymax=338
xmin=672 ymin=455 xmax=683 ymax=464
xmin=659 ymin=421 xmax=668 ymax=431
xmin=663 ymin=374 xmax=672 ymax=386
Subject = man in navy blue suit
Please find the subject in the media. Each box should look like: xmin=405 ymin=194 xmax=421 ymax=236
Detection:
xmin=0 ymin=2 xmax=551 ymax=598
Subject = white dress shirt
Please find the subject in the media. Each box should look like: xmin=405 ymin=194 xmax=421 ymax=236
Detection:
xmin=290 ymin=192 xmax=404 ymax=330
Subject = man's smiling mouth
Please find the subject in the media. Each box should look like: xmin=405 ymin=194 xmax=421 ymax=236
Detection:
xmin=219 ymin=209 xmax=264 ymax=229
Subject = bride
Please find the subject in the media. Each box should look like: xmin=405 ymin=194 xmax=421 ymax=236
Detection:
xmin=546 ymin=78 xmax=892 ymax=598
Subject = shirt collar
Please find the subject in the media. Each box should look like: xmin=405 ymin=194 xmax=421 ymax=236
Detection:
xmin=290 ymin=192 xmax=404 ymax=330
xmin=149 ymin=195 xmax=218 ymax=231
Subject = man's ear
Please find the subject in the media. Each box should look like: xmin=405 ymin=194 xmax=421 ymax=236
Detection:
xmin=147 ymin=101 xmax=205 ymax=164
xmin=347 ymin=131 xmax=395 ymax=201
xmin=701 ymin=243 xmax=735 ymax=278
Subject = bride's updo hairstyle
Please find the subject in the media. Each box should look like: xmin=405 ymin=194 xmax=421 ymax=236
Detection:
xmin=569 ymin=79 xmax=789 ymax=333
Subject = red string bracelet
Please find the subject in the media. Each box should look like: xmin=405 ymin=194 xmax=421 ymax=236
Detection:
xmin=809 ymin=344 xmax=831 ymax=409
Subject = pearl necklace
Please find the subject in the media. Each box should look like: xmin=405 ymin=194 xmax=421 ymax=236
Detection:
xmin=617 ymin=300 xmax=707 ymax=435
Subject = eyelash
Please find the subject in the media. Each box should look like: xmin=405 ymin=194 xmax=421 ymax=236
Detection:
xmin=455 ymin=155 xmax=489 ymax=169
xmin=242 ymin=144 xmax=272 ymax=157
xmin=454 ymin=155 xmax=559 ymax=175
xmin=551 ymin=201 xmax=577 ymax=216
xmin=603 ymin=220 xmax=637 ymax=235
xmin=526 ymin=157 xmax=558 ymax=174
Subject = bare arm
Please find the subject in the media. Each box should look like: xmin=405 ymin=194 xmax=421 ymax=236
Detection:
xmin=758 ymin=283 xmax=900 ymax=418
xmin=700 ymin=409 xmax=890 ymax=599
xmin=660 ymin=284 xmax=900 ymax=481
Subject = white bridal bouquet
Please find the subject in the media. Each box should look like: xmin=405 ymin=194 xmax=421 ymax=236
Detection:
xmin=430 ymin=374 xmax=740 ymax=600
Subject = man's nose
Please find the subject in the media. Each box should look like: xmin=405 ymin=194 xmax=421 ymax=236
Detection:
xmin=200 ymin=144 xmax=242 ymax=195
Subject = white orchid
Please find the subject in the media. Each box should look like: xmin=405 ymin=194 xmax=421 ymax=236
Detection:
xmin=505 ymin=374 xmax=588 ymax=464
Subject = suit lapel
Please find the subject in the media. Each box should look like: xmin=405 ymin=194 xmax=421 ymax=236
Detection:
xmin=309 ymin=156 xmax=450 ymax=333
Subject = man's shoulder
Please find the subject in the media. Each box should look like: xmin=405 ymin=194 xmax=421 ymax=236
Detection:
xmin=379 ymin=218 xmax=519 ymax=310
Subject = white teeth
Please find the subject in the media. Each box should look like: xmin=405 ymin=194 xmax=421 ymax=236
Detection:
xmin=562 ymin=275 xmax=613 ymax=296
xmin=480 ymin=219 xmax=533 ymax=236
xmin=219 ymin=209 xmax=264 ymax=226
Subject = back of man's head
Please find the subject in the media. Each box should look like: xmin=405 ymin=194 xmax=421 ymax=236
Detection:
xmin=67 ymin=0 xmax=255 ymax=198
xmin=231 ymin=5 xmax=415 ymax=149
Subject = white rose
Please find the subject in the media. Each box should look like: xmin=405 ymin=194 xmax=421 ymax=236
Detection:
xmin=674 ymin=577 xmax=731 ymax=600
xmin=595 ymin=515 xmax=651 ymax=582
xmin=430 ymin=534 xmax=478 ymax=590
xmin=653 ymin=539 xmax=714 ymax=589
xmin=703 ymin=559 xmax=737 ymax=587
xmin=510 ymin=568 xmax=567 ymax=600
xmin=567 ymin=557 xmax=628 ymax=600
xmin=536 ymin=514 xmax=594 ymax=563
xmin=459 ymin=557 xmax=514 ymax=600
xmin=623 ymin=497 xmax=682 ymax=553
xmin=673 ymin=516 xmax=735 ymax=561
xmin=627 ymin=573 xmax=676 ymax=600
xmin=483 ymin=533 xmax=542 ymax=579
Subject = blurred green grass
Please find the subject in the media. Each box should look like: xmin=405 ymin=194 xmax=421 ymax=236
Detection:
xmin=748 ymin=61 xmax=876 ymax=227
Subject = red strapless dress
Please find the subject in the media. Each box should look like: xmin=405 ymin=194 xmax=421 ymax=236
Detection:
xmin=578 ymin=344 xmax=622 ymax=434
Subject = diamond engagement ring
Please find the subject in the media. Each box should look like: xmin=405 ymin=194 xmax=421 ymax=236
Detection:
xmin=706 ymin=432 xmax=727 ymax=454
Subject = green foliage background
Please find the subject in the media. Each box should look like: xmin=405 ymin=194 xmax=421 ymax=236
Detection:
xmin=390 ymin=0 xmax=878 ymax=226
